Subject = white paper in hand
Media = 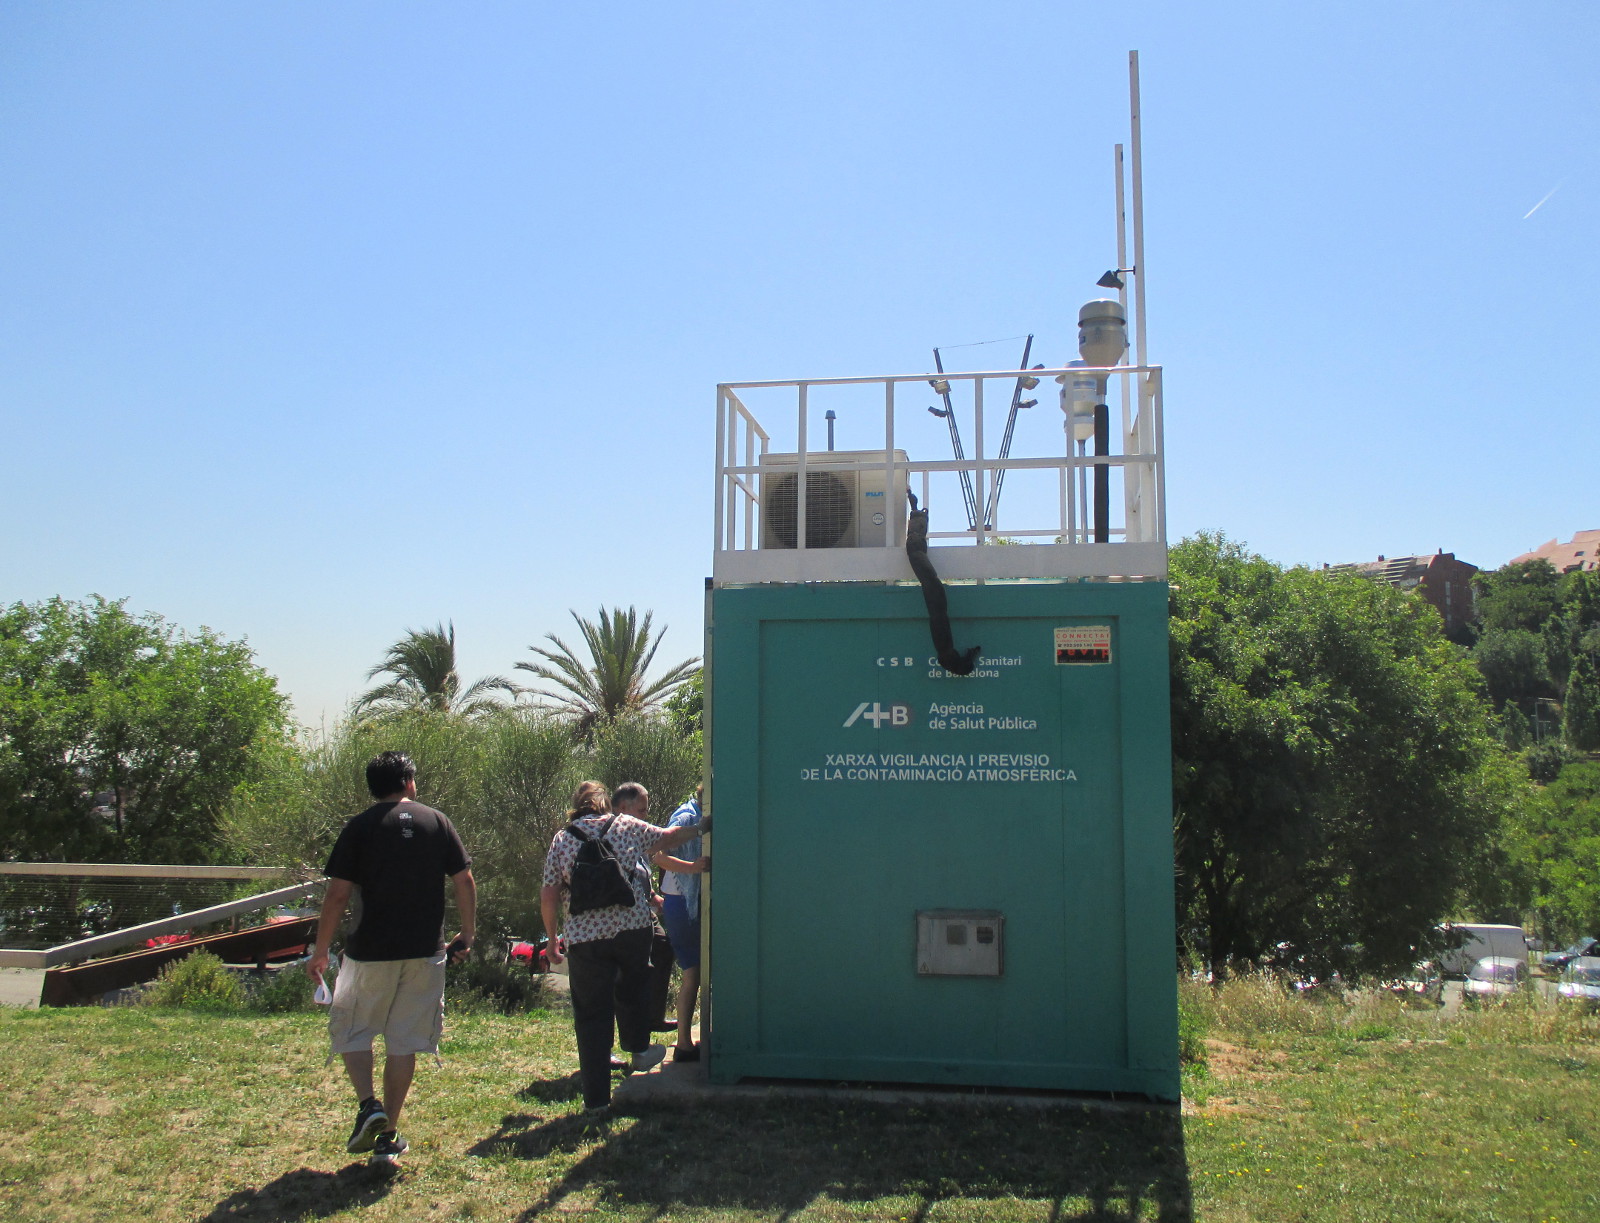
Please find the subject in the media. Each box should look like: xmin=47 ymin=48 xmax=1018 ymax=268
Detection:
xmin=313 ymin=978 xmax=333 ymax=1005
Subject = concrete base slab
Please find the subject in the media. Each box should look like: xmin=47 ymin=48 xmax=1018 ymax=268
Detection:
xmin=612 ymin=1029 xmax=1173 ymax=1114
xmin=0 ymin=967 xmax=44 ymax=1008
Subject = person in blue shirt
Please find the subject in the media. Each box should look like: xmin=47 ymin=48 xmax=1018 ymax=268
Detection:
xmin=650 ymin=784 xmax=709 ymax=1062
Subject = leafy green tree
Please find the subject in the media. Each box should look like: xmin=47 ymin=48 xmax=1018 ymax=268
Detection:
xmin=1455 ymin=751 xmax=1542 ymax=926
xmin=1473 ymin=559 xmax=1565 ymax=635
xmin=353 ymin=621 xmax=519 ymax=719
xmin=1542 ymin=614 xmax=1577 ymax=697
xmin=1170 ymin=535 xmax=1514 ymax=980
xmin=1473 ymin=628 xmax=1554 ymax=713
xmin=1471 ymin=564 xmax=1600 ymax=754
xmin=0 ymin=596 xmax=288 ymax=862
xmin=664 ymin=668 xmax=704 ymax=738
xmin=1499 ymin=704 xmax=1532 ymax=751
xmin=517 ymin=607 xmax=698 ymax=734
xmin=1563 ymin=651 xmax=1600 ymax=751
xmin=1512 ymin=761 xmax=1600 ymax=941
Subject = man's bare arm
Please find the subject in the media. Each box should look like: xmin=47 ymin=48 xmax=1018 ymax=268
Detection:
xmin=306 ymin=877 xmax=354 ymax=982
xmin=449 ymin=868 xmax=477 ymax=963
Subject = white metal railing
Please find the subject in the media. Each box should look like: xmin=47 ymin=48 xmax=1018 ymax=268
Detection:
xmin=712 ymin=364 xmax=1165 ymax=585
xmin=0 ymin=879 xmax=322 ymax=969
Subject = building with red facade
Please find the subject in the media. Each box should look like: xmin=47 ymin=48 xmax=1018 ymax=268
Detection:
xmin=1329 ymin=551 xmax=1479 ymax=641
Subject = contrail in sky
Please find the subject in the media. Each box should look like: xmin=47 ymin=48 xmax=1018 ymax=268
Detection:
xmin=1522 ymin=181 xmax=1565 ymax=219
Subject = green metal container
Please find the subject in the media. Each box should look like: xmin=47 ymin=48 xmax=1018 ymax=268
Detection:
xmin=707 ymin=579 xmax=1178 ymax=1100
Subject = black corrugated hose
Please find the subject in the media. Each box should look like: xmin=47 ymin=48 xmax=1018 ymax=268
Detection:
xmin=905 ymin=491 xmax=981 ymax=675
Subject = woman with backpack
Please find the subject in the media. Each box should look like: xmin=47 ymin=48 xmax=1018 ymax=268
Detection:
xmin=539 ymin=780 xmax=709 ymax=1114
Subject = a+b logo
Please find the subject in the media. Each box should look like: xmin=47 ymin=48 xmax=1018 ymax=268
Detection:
xmin=844 ymin=701 xmax=910 ymax=728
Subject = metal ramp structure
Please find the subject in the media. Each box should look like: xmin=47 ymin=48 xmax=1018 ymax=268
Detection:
xmin=0 ymin=863 xmax=323 ymax=1007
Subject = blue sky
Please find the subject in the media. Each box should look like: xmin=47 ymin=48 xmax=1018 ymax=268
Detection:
xmin=3 ymin=2 xmax=1595 ymax=725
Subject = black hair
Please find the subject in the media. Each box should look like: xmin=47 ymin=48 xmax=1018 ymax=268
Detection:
xmin=366 ymin=750 xmax=416 ymax=799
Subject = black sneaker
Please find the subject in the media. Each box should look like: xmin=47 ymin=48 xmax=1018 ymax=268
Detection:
xmin=346 ymin=1097 xmax=388 ymax=1154
xmin=369 ymin=1130 xmax=408 ymax=1166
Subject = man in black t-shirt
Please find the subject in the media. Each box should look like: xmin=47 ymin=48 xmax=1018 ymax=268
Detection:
xmin=308 ymin=750 xmax=476 ymax=1166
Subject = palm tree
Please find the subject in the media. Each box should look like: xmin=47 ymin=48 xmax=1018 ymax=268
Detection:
xmin=353 ymin=621 xmax=520 ymax=718
xmin=517 ymin=607 xmax=699 ymax=733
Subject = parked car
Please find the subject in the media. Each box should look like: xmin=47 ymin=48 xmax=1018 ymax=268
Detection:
xmin=1464 ymin=956 xmax=1528 ymax=999
xmin=1384 ymin=962 xmax=1444 ymax=1006
xmin=1542 ymin=937 xmax=1600 ymax=973
xmin=1438 ymin=924 xmax=1529 ymax=978
xmin=1556 ymin=956 xmax=1600 ymax=1010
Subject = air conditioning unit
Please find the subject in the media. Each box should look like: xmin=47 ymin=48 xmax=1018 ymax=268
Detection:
xmin=758 ymin=450 xmax=908 ymax=549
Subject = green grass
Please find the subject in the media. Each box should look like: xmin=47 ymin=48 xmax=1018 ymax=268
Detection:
xmin=1 ymin=981 xmax=1598 ymax=1221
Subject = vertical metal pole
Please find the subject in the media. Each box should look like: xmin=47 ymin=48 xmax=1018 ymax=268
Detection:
xmin=883 ymin=380 xmax=896 ymax=549
xmin=1059 ymin=455 xmax=1069 ymax=544
xmin=1129 ymin=50 xmax=1149 ymax=372
xmin=1079 ymin=443 xmax=1089 ymax=542
xmin=1065 ymin=421 xmax=1078 ymax=546
xmin=972 ymin=376 xmax=986 ymax=543
xmin=1114 ymin=142 xmax=1139 ymax=544
xmin=713 ymin=387 xmax=727 ymax=560
xmin=726 ymin=394 xmax=740 ymax=551
xmin=743 ymin=420 xmax=755 ymax=551
xmin=1151 ymin=369 xmax=1167 ymax=547
xmin=796 ymin=384 xmax=809 ymax=550
xmin=1115 ymin=143 xmax=1131 ymax=433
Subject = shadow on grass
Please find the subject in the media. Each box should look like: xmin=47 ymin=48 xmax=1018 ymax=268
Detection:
xmin=470 ymin=1098 xmax=1192 ymax=1221
xmin=196 ymin=1162 xmax=398 ymax=1222
xmin=517 ymin=1070 xmax=584 ymax=1104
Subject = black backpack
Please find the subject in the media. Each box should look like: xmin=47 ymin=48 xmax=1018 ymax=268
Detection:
xmin=565 ymin=815 xmax=639 ymax=915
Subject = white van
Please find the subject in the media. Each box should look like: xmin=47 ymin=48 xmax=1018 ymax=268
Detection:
xmin=1438 ymin=923 xmax=1528 ymax=978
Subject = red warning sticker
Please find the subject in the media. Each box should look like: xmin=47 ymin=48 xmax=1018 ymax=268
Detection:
xmin=1054 ymin=625 xmax=1112 ymax=665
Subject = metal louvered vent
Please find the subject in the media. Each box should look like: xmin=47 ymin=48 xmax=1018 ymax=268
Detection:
xmin=763 ymin=470 xmax=855 ymax=549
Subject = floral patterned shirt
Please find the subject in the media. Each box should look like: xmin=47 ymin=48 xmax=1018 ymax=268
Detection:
xmin=542 ymin=813 xmax=667 ymax=945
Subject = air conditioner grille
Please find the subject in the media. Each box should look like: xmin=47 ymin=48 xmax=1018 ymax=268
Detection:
xmin=766 ymin=471 xmax=855 ymax=549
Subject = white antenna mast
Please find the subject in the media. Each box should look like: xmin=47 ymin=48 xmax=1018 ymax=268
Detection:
xmin=1129 ymin=49 xmax=1148 ymax=370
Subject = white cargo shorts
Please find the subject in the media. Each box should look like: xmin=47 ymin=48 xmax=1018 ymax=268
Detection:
xmin=327 ymin=952 xmax=447 ymax=1057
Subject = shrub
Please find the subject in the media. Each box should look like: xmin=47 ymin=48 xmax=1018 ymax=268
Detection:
xmin=221 ymin=706 xmax=588 ymax=945
xmin=1526 ymin=739 xmax=1573 ymax=783
xmin=591 ymin=714 xmax=702 ymax=819
xmin=247 ymin=963 xmax=316 ymax=1013
xmin=1207 ymin=973 xmax=1326 ymax=1036
xmin=446 ymin=944 xmax=544 ymax=1015
xmin=1176 ymin=977 xmax=1210 ymax=1065
xmin=473 ymin=710 xmax=585 ymax=941
xmin=142 ymin=951 xmax=244 ymax=1011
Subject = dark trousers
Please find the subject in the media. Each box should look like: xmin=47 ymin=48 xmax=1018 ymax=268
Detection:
xmin=566 ymin=926 xmax=653 ymax=1109
xmin=649 ymin=925 xmax=676 ymax=1027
